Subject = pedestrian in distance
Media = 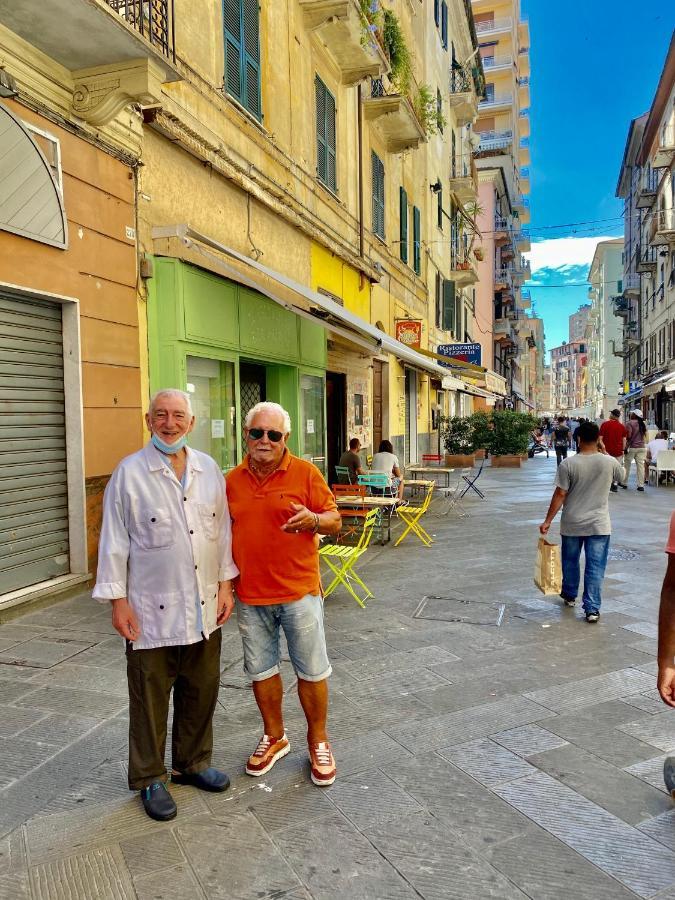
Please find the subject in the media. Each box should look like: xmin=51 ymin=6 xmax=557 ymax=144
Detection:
xmin=226 ymin=402 xmax=342 ymax=787
xmin=624 ymin=409 xmax=647 ymax=491
xmin=539 ymin=421 xmax=624 ymax=623
xmin=338 ymin=437 xmax=364 ymax=484
xmin=599 ymin=408 xmax=628 ymax=492
xmin=93 ymin=389 xmax=239 ymax=822
xmin=553 ymin=415 xmax=571 ymax=467
xmin=656 ymin=511 xmax=675 ymax=797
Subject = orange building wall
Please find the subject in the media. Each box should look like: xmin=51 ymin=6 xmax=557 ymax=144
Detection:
xmin=0 ymin=99 xmax=143 ymax=572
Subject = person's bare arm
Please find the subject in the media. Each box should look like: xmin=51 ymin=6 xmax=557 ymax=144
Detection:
xmin=657 ymin=554 xmax=675 ymax=707
xmin=539 ymin=487 xmax=567 ymax=535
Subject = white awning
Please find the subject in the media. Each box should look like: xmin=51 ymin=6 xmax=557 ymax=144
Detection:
xmin=152 ymin=224 xmax=468 ymax=388
xmin=642 ymin=371 xmax=675 ymax=396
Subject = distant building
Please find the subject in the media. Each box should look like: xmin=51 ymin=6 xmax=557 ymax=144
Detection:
xmin=569 ymin=305 xmax=591 ymax=343
xmin=550 ymin=341 xmax=588 ymax=413
xmin=587 ymin=240 xmax=624 ymax=418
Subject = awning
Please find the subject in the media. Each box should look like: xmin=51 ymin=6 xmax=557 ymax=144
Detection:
xmin=642 ymin=371 xmax=675 ymax=396
xmin=151 ymin=224 xmax=468 ymax=388
xmin=461 ymin=383 xmax=499 ymax=401
xmin=414 ymin=345 xmax=486 ymax=375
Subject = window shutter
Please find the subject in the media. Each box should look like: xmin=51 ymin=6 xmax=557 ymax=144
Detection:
xmin=435 ymin=272 xmax=442 ymax=328
xmin=399 ymin=187 xmax=408 ymax=264
xmin=434 ymin=0 xmax=440 ymax=27
xmin=436 ymin=88 xmax=443 ymax=134
xmin=224 ymin=0 xmax=261 ymax=119
xmin=413 ymin=206 xmax=421 ymax=274
xmin=441 ymin=2 xmax=448 ymax=48
xmin=224 ymin=0 xmax=243 ymax=104
xmin=437 ymin=186 xmax=443 ymax=229
xmin=316 ymin=77 xmax=327 ymax=184
xmin=442 ymin=279 xmax=455 ymax=331
xmin=372 ymin=152 xmax=385 ymax=239
xmin=325 ymin=87 xmax=336 ymax=191
xmin=242 ymin=0 xmax=261 ymax=118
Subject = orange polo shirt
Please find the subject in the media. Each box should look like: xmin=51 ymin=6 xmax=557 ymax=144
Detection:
xmin=226 ymin=451 xmax=337 ymax=605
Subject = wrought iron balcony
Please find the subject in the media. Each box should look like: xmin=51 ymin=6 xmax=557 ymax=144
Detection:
xmin=612 ymin=295 xmax=631 ymax=319
xmin=636 ymin=243 xmax=657 ymax=273
xmin=636 ymin=166 xmax=661 ymax=209
xmin=105 ymin=0 xmax=174 ymax=58
xmin=649 ymin=208 xmax=675 ymax=245
xmin=364 ymin=79 xmax=426 ymax=153
xmin=449 ymin=156 xmax=478 ymax=205
xmin=622 ymin=272 xmax=641 ymax=296
xmin=448 ymin=65 xmax=478 ymax=126
xmin=299 ymin=0 xmax=388 ymax=84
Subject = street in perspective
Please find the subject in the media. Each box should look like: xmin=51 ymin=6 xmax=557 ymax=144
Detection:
xmin=1 ymin=0 xmax=675 ymax=898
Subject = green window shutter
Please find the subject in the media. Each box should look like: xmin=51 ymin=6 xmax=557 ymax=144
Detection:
xmin=413 ymin=206 xmax=421 ymax=274
xmin=316 ymin=77 xmax=337 ymax=191
xmin=441 ymin=1 xmax=448 ymax=48
xmin=372 ymin=151 xmax=385 ymax=239
xmin=442 ymin=279 xmax=455 ymax=331
xmin=399 ymin=187 xmax=408 ymax=264
xmin=223 ymin=0 xmax=261 ymax=119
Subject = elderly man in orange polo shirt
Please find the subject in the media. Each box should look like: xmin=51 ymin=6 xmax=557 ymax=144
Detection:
xmin=227 ymin=401 xmax=342 ymax=786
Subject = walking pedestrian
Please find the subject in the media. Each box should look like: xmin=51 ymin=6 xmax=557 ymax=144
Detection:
xmin=93 ymin=389 xmax=238 ymax=821
xmin=553 ymin=415 xmax=571 ymax=467
xmin=226 ymin=402 xmax=342 ymax=787
xmin=624 ymin=409 xmax=647 ymax=491
xmin=656 ymin=511 xmax=675 ymax=797
xmin=539 ymin=421 xmax=624 ymax=623
xmin=599 ymin=408 xmax=628 ymax=492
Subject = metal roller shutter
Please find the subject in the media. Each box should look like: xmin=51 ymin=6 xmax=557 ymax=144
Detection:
xmin=0 ymin=293 xmax=69 ymax=593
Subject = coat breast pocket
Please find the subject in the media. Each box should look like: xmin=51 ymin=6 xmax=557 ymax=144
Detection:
xmin=131 ymin=506 xmax=174 ymax=550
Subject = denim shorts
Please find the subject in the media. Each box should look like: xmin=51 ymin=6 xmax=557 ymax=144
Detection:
xmin=235 ymin=593 xmax=332 ymax=683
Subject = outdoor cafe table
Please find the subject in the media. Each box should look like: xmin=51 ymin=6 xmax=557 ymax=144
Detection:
xmin=406 ymin=466 xmax=457 ymax=488
xmin=335 ymin=495 xmax=401 ymax=544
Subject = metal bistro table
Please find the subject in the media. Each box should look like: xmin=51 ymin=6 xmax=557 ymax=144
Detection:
xmin=406 ymin=466 xmax=457 ymax=488
xmin=335 ymin=495 xmax=401 ymax=545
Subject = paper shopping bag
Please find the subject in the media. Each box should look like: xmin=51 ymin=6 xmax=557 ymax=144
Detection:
xmin=534 ymin=537 xmax=562 ymax=595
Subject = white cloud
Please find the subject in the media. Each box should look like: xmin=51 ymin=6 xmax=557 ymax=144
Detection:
xmin=525 ymin=235 xmax=622 ymax=275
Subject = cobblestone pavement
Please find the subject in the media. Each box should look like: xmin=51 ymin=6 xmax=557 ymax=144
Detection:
xmin=0 ymin=457 xmax=673 ymax=899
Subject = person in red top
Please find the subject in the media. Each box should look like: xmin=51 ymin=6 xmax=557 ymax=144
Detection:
xmin=226 ymin=402 xmax=342 ymax=787
xmin=657 ymin=512 xmax=675 ymax=796
xmin=598 ymin=409 xmax=628 ymax=492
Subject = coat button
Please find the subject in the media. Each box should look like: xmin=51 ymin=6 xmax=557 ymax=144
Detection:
xmin=151 ymin=517 xmax=156 ymax=523
xmin=189 ymin=530 xmax=194 ymax=535
xmin=194 ymin=565 xmax=198 ymax=570
xmin=201 ymin=600 xmax=205 ymax=606
xmin=159 ymin=604 xmax=164 ymax=610
xmin=183 ymin=496 xmax=187 ymax=502
xmin=212 ymin=512 xmax=216 ymax=517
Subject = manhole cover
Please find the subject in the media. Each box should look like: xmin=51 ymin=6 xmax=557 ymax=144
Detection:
xmin=413 ymin=596 xmax=505 ymax=626
xmin=608 ymin=548 xmax=641 ymax=561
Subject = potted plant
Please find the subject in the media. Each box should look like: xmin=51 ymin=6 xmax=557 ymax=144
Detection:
xmin=468 ymin=410 xmax=491 ymax=460
xmin=440 ymin=415 xmax=475 ymax=467
xmin=489 ymin=410 xmax=538 ymax=467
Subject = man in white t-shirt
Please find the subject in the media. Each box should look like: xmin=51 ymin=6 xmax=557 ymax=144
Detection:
xmin=646 ymin=430 xmax=671 ymax=484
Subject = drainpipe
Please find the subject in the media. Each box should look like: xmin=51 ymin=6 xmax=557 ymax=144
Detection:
xmin=357 ymin=84 xmax=364 ymax=263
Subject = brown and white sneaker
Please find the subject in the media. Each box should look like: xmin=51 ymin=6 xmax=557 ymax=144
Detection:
xmin=309 ymin=741 xmax=336 ymax=786
xmin=246 ymin=733 xmax=290 ymax=777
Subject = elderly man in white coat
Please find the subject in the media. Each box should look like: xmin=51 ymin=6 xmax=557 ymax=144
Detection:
xmin=93 ymin=389 xmax=238 ymax=821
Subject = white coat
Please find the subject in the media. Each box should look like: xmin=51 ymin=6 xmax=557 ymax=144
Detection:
xmin=92 ymin=443 xmax=238 ymax=650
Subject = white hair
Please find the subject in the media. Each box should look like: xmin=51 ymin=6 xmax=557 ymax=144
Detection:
xmin=148 ymin=389 xmax=193 ymax=417
xmin=245 ymin=401 xmax=291 ymax=434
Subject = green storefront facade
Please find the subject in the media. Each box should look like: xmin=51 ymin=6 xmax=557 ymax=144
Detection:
xmin=147 ymin=258 xmax=327 ymax=472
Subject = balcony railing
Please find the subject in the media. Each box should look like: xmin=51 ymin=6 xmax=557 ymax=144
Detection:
xmin=476 ymin=130 xmax=513 ymax=153
xmin=365 ymin=78 xmax=426 ymax=152
xmin=622 ymin=272 xmax=641 ymax=296
xmin=481 ymin=54 xmax=513 ymax=71
xmin=450 ymin=250 xmax=478 ymax=285
xmin=612 ymin=296 xmax=631 ymax=319
xmin=106 ymin=0 xmax=175 ymax=59
xmin=475 ymin=16 xmax=512 ymax=34
xmin=636 ymin=166 xmax=661 ymax=209
xmin=649 ymin=207 xmax=675 ymax=245
xmin=654 ymin=124 xmax=675 ymax=168
xmin=448 ymin=65 xmax=478 ymax=126
xmin=636 ymin=243 xmax=657 ymax=272
xmin=478 ymin=92 xmax=513 ymax=111
xmin=494 ymin=215 xmax=510 ymax=233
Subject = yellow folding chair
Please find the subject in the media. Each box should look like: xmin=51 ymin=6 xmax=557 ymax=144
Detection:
xmin=319 ymin=509 xmax=379 ymax=607
xmin=394 ymin=483 xmax=435 ymax=547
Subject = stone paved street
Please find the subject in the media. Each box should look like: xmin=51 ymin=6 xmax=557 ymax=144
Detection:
xmin=0 ymin=456 xmax=673 ymax=900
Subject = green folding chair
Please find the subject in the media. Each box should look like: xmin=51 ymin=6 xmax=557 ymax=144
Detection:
xmin=319 ymin=509 xmax=379 ymax=607
xmin=334 ymin=465 xmax=352 ymax=484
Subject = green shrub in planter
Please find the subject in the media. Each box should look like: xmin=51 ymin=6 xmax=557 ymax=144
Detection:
xmin=468 ymin=411 xmax=492 ymax=454
xmin=440 ymin=416 xmax=474 ymax=455
xmin=489 ymin=410 xmax=538 ymax=456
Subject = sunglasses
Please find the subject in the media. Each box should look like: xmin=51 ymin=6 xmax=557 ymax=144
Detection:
xmin=248 ymin=428 xmax=284 ymax=442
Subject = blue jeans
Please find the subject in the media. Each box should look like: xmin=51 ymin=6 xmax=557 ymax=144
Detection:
xmin=561 ymin=535 xmax=610 ymax=614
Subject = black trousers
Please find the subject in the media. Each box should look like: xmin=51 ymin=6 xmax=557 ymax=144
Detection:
xmin=125 ymin=630 xmax=222 ymax=790
xmin=555 ymin=446 xmax=568 ymax=467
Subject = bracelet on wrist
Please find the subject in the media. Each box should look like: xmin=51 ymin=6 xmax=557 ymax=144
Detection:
xmin=312 ymin=513 xmax=320 ymax=534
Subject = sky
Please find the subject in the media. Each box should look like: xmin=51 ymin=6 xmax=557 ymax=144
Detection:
xmin=521 ymin=0 xmax=673 ymax=359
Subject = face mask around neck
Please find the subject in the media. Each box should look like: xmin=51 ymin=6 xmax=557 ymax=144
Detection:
xmin=152 ymin=433 xmax=188 ymax=455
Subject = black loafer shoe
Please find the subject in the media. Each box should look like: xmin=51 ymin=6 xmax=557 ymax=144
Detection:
xmin=140 ymin=781 xmax=177 ymax=821
xmin=172 ymin=767 xmax=230 ymax=792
